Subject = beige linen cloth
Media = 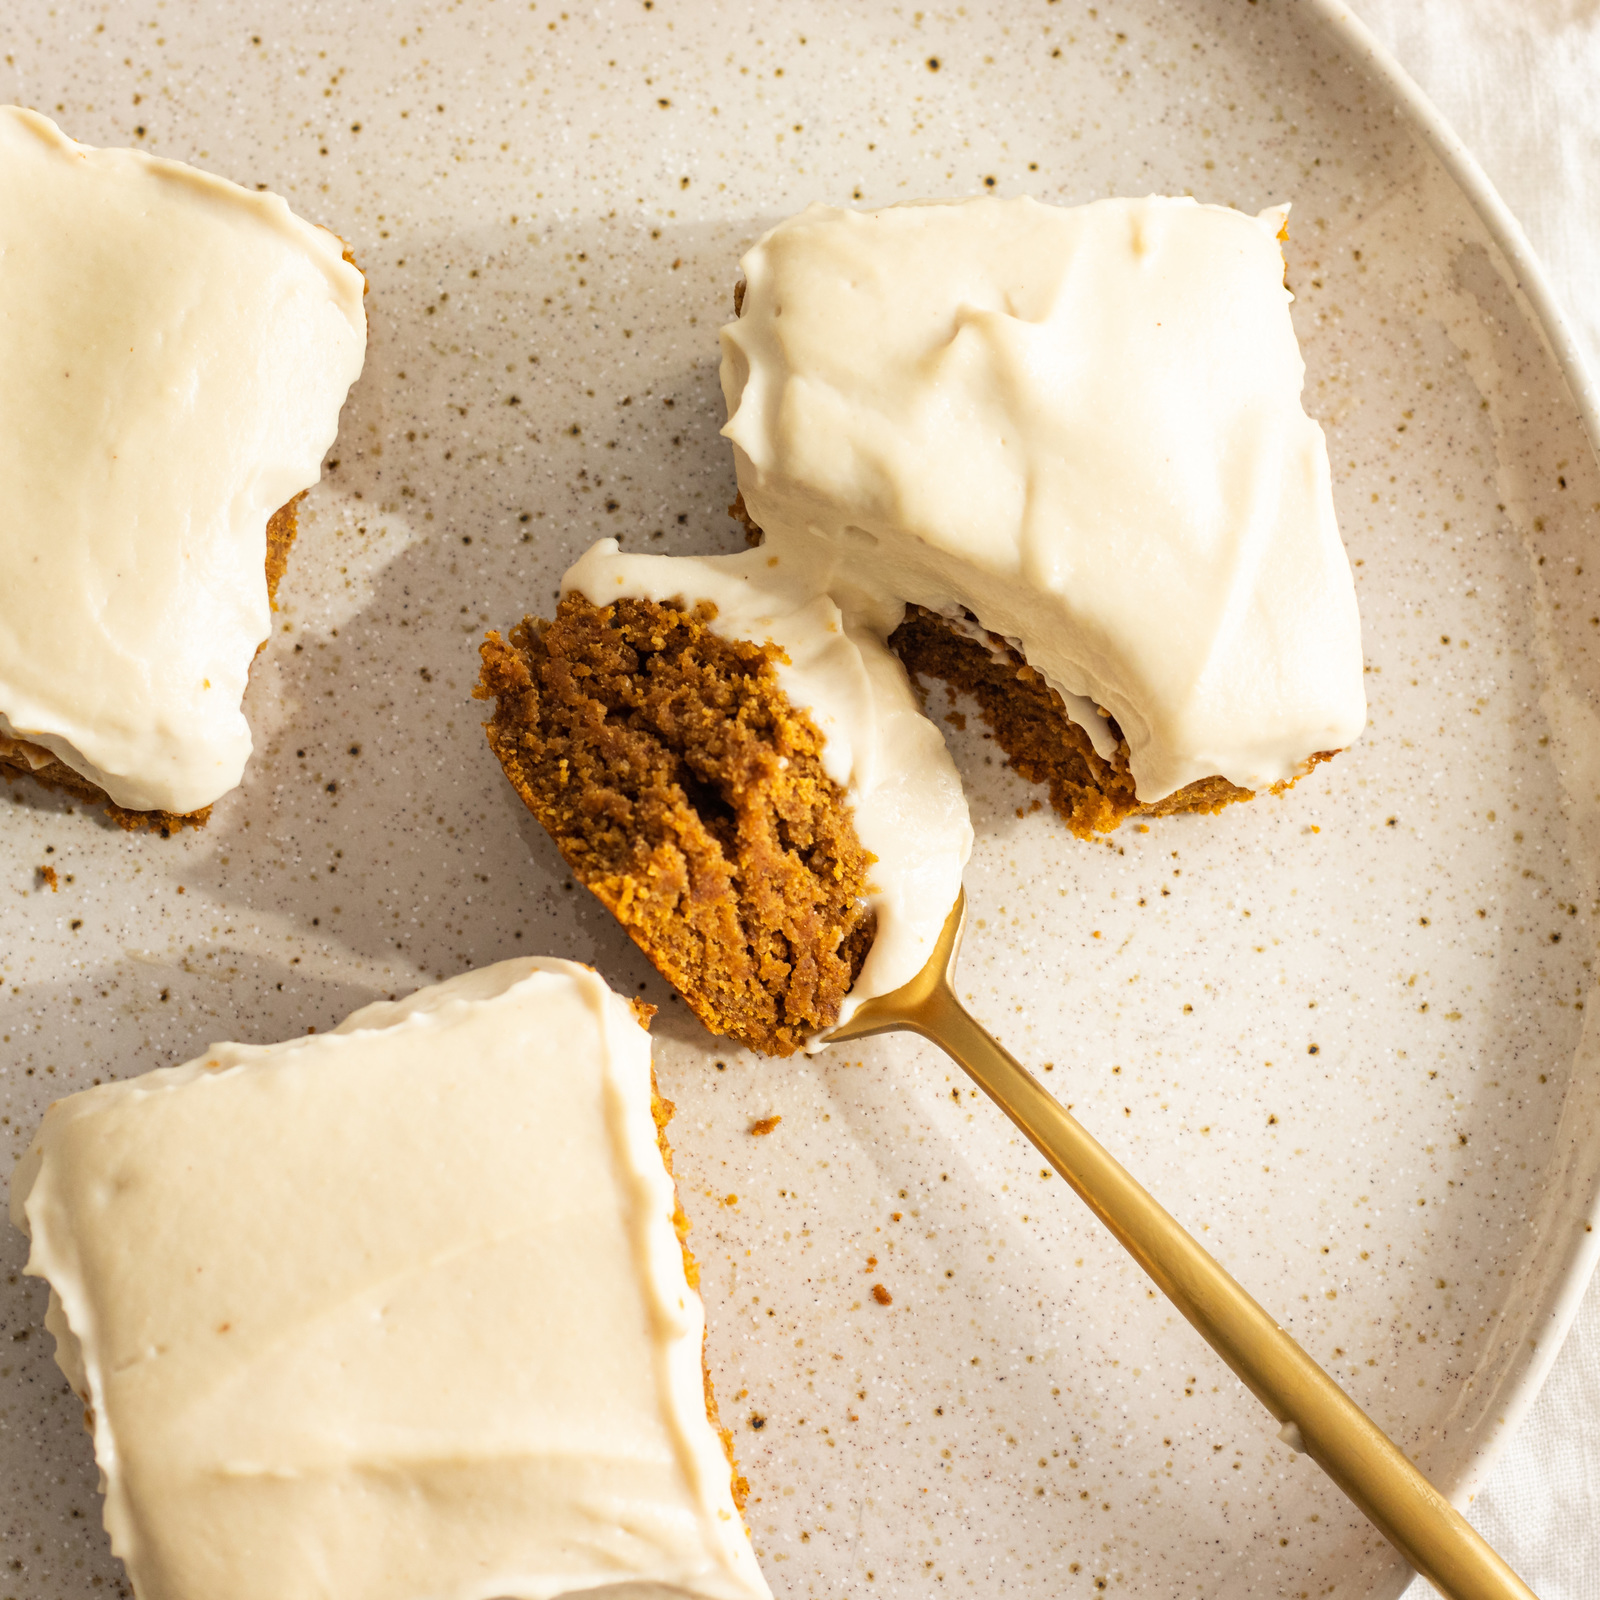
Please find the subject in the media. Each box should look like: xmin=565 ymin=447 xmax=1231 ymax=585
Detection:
xmin=1353 ymin=4 xmax=1600 ymax=1595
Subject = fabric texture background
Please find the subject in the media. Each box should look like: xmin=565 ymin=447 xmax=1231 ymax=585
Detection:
xmin=1350 ymin=4 xmax=1600 ymax=1595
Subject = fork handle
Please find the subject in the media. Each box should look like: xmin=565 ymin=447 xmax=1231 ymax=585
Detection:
xmin=909 ymin=983 xmax=1536 ymax=1600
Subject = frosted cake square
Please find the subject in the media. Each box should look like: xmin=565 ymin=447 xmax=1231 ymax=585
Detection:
xmin=10 ymin=959 xmax=768 ymax=1600
xmin=722 ymin=195 xmax=1366 ymax=836
xmin=0 ymin=107 xmax=366 ymax=828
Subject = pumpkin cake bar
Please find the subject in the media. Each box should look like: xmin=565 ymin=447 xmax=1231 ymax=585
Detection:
xmin=723 ymin=194 xmax=1366 ymax=839
xmin=0 ymin=108 xmax=367 ymax=829
xmin=10 ymin=959 xmax=769 ymax=1600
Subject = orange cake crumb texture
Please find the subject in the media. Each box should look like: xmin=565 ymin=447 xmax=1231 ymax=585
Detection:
xmin=0 ymin=493 xmax=304 ymax=834
xmin=475 ymin=593 xmax=877 ymax=1057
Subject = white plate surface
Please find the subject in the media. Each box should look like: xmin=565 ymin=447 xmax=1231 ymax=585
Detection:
xmin=3 ymin=3 xmax=1599 ymax=1596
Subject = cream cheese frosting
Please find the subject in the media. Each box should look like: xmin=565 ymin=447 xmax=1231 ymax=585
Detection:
xmin=563 ymin=540 xmax=973 ymax=1034
xmin=10 ymin=959 xmax=770 ymax=1600
xmin=0 ymin=107 xmax=367 ymax=814
xmin=719 ymin=195 xmax=1366 ymax=802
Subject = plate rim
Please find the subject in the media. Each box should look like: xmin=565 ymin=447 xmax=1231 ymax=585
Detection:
xmin=1306 ymin=0 xmax=1600 ymax=1510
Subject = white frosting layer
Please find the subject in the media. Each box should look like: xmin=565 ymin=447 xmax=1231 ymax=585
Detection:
xmin=10 ymin=959 xmax=770 ymax=1600
xmin=563 ymin=541 xmax=973 ymax=1032
xmin=0 ymin=108 xmax=367 ymax=813
xmin=720 ymin=195 xmax=1366 ymax=802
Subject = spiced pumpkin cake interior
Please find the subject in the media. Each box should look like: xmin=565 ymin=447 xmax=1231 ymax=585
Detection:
xmin=477 ymin=544 xmax=972 ymax=1057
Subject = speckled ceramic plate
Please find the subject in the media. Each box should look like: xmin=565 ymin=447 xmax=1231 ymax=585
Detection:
xmin=3 ymin=3 xmax=1598 ymax=1597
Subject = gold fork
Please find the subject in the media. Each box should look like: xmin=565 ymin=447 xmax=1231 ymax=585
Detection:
xmin=826 ymin=889 xmax=1536 ymax=1600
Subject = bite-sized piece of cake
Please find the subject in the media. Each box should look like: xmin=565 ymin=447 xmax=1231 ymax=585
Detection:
xmin=721 ymin=194 xmax=1366 ymax=835
xmin=477 ymin=540 xmax=972 ymax=1056
xmin=9 ymin=959 xmax=769 ymax=1600
xmin=0 ymin=107 xmax=367 ymax=826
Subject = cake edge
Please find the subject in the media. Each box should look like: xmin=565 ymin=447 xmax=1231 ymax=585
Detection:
xmin=642 ymin=1031 xmax=752 ymax=1520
